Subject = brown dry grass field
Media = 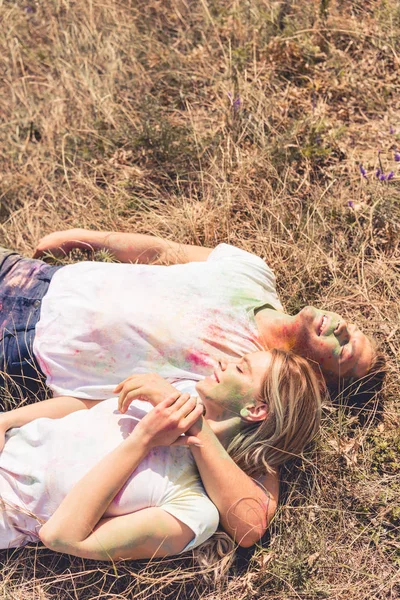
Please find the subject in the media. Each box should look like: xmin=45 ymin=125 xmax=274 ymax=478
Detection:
xmin=0 ymin=0 xmax=399 ymax=598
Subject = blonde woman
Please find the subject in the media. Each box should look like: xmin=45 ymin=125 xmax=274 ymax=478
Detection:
xmin=0 ymin=350 xmax=321 ymax=559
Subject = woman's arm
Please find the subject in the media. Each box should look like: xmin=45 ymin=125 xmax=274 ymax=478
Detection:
xmin=184 ymin=418 xmax=279 ymax=548
xmin=40 ymin=507 xmax=195 ymax=560
xmin=0 ymin=396 xmax=102 ymax=451
xmin=39 ymin=394 xmax=204 ymax=560
xmin=33 ymin=228 xmax=213 ymax=264
xmin=114 ymin=374 xmax=278 ymax=547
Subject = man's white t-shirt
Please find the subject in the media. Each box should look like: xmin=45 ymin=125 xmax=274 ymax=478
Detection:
xmin=0 ymin=392 xmax=219 ymax=552
xmin=34 ymin=244 xmax=282 ymax=398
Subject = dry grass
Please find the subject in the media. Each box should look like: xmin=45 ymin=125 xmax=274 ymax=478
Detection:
xmin=0 ymin=0 xmax=399 ymax=598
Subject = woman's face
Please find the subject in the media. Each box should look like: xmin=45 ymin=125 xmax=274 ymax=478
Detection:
xmin=292 ymin=306 xmax=374 ymax=380
xmin=195 ymin=351 xmax=271 ymax=416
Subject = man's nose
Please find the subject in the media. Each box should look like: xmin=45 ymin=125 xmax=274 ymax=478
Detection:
xmin=335 ymin=320 xmax=349 ymax=341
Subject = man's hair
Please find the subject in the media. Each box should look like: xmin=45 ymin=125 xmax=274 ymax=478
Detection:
xmin=328 ymin=347 xmax=387 ymax=407
xmin=226 ymin=349 xmax=323 ymax=476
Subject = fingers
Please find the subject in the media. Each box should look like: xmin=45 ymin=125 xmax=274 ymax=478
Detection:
xmin=161 ymin=394 xmax=203 ymax=422
xmin=114 ymin=374 xmax=137 ymax=394
xmin=116 ymin=376 xmax=143 ymax=412
xmin=167 ymin=392 xmax=191 ymax=410
xmin=179 ymin=397 xmax=204 ymax=427
xmin=113 ymin=382 xmax=123 ymax=393
xmin=119 ymin=387 xmax=139 ymax=413
xmin=116 ymin=374 xmax=164 ymax=412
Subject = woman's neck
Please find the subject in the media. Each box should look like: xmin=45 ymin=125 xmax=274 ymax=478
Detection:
xmin=206 ymin=416 xmax=241 ymax=448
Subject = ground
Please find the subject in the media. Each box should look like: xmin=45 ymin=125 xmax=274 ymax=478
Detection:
xmin=0 ymin=1 xmax=399 ymax=598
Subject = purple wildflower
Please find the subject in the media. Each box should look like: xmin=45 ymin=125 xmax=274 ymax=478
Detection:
xmin=375 ymin=168 xmax=381 ymax=178
xmin=24 ymin=6 xmax=34 ymax=13
xmin=233 ymin=97 xmax=241 ymax=112
xmin=359 ymin=164 xmax=367 ymax=179
xmin=394 ymin=152 xmax=400 ymax=162
xmin=387 ymin=171 xmax=395 ymax=180
xmin=379 ymin=173 xmax=387 ymax=181
xmin=348 ymin=201 xmax=355 ymax=208
xmin=390 ymin=126 xmax=395 ymax=134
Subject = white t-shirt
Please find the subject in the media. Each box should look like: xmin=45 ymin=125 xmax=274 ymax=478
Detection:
xmin=34 ymin=244 xmax=282 ymax=398
xmin=0 ymin=392 xmax=219 ymax=552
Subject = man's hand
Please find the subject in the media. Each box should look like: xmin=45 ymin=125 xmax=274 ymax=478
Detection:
xmin=114 ymin=373 xmax=178 ymax=413
xmin=33 ymin=229 xmax=89 ymax=258
xmin=134 ymin=393 xmax=203 ymax=449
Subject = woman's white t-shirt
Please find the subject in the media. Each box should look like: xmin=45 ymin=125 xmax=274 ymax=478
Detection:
xmin=33 ymin=244 xmax=282 ymax=398
xmin=0 ymin=392 xmax=219 ymax=552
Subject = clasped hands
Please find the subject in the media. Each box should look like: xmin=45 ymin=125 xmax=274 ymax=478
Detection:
xmin=114 ymin=373 xmax=204 ymax=449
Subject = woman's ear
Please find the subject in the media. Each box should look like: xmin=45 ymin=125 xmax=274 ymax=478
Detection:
xmin=240 ymin=402 xmax=268 ymax=423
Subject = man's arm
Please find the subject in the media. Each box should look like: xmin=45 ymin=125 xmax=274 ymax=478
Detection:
xmin=0 ymin=396 xmax=102 ymax=451
xmin=34 ymin=228 xmax=213 ymax=264
xmin=180 ymin=418 xmax=279 ymax=548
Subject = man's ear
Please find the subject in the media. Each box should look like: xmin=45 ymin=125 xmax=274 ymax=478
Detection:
xmin=240 ymin=402 xmax=268 ymax=423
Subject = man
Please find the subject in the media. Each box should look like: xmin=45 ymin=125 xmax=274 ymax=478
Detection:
xmin=28 ymin=228 xmax=382 ymax=399
xmin=0 ymin=228 xmax=384 ymax=548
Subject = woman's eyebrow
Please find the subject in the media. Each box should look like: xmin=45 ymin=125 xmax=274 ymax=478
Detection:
xmin=243 ymin=356 xmax=252 ymax=373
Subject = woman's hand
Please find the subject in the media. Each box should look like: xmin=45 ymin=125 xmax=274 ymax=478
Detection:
xmin=133 ymin=393 xmax=203 ymax=449
xmin=114 ymin=373 xmax=178 ymax=413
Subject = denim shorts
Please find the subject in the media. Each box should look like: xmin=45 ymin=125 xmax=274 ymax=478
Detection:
xmin=0 ymin=250 xmax=60 ymax=402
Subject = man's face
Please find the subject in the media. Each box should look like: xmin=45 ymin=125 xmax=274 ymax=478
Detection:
xmin=195 ymin=351 xmax=271 ymax=416
xmin=291 ymin=306 xmax=374 ymax=381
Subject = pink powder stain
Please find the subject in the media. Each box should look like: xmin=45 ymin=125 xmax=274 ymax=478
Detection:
xmin=185 ymin=350 xmax=210 ymax=368
xmin=3 ymin=260 xmax=44 ymax=295
xmin=36 ymin=352 xmax=52 ymax=378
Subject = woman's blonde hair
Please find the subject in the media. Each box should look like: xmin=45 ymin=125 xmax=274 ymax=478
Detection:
xmin=194 ymin=349 xmax=323 ymax=579
xmin=226 ymin=348 xmax=323 ymax=476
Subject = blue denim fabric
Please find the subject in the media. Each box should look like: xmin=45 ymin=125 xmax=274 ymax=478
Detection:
xmin=0 ymin=253 xmax=60 ymax=400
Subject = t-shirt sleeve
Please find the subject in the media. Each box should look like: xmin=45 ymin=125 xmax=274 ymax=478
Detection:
xmin=207 ymin=243 xmax=282 ymax=311
xmin=160 ymin=489 xmax=220 ymax=552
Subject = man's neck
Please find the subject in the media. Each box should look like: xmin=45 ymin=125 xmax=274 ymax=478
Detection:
xmin=254 ymin=307 xmax=298 ymax=351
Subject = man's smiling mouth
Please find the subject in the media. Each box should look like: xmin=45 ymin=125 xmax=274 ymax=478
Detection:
xmin=318 ymin=315 xmax=328 ymax=336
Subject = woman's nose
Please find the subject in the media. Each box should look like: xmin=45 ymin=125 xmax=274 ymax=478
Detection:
xmin=219 ymin=358 xmax=228 ymax=371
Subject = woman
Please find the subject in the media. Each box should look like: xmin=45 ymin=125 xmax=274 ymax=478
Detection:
xmin=0 ymin=349 xmax=321 ymax=559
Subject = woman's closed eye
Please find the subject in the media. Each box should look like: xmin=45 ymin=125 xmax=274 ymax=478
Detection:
xmin=236 ymin=365 xmax=244 ymax=374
